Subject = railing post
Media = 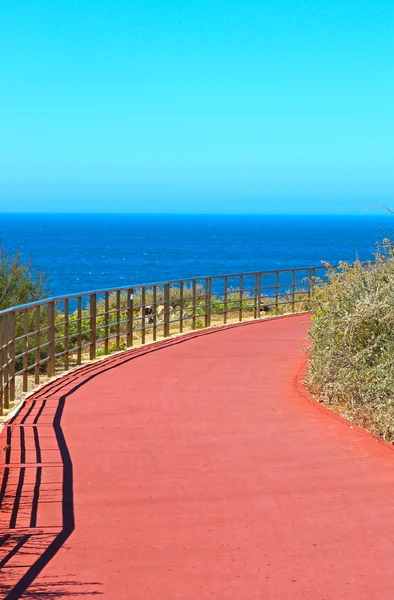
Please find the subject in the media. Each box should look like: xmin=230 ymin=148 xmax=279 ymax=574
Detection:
xmin=127 ymin=288 xmax=133 ymax=347
xmin=64 ymin=299 xmax=69 ymax=370
xmin=35 ymin=305 xmax=41 ymax=385
xmin=255 ymin=273 xmax=261 ymax=319
xmin=90 ymin=294 xmax=97 ymax=360
xmin=104 ymin=292 xmax=109 ymax=354
xmin=205 ymin=278 xmax=211 ymax=327
xmin=23 ymin=309 xmax=29 ymax=392
xmin=116 ymin=290 xmax=121 ymax=351
xmin=192 ymin=280 xmax=197 ymax=330
xmin=275 ymin=272 xmax=279 ymax=315
xmin=3 ymin=314 xmax=10 ymax=411
xmin=239 ymin=276 xmax=243 ymax=321
xmin=8 ymin=311 xmax=16 ymax=404
xmin=292 ymin=270 xmax=296 ymax=313
xmin=47 ymin=301 xmax=55 ymax=377
xmin=9 ymin=312 xmax=16 ymax=404
xmin=164 ymin=283 xmax=170 ymax=337
xmin=179 ymin=282 xmax=184 ymax=334
xmin=224 ymin=276 xmax=228 ymax=324
xmin=0 ymin=315 xmax=3 ymax=415
xmin=141 ymin=287 xmax=146 ymax=345
xmin=152 ymin=286 xmax=157 ymax=341
xmin=77 ymin=297 xmax=82 ymax=365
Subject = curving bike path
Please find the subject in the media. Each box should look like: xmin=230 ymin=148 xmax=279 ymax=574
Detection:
xmin=2 ymin=314 xmax=394 ymax=598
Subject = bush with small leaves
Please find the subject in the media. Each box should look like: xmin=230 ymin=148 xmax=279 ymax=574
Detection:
xmin=307 ymin=241 xmax=394 ymax=442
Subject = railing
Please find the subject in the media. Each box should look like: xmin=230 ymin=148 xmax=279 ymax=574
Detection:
xmin=0 ymin=264 xmax=334 ymax=415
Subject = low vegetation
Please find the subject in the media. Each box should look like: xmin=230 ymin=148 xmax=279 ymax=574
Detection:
xmin=0 ymin=247 xmax=48 ymax=311
xmin=307 ymin=240 xmax=394 ymax=442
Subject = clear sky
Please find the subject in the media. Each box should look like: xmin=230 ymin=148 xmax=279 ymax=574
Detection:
xmin=1 ymin=0 xmax=393 ymax=214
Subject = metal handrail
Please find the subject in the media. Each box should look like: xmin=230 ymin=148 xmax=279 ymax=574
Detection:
xmin=0 ymin=264 xmax=333 ymax=316
xmin=0 ymin=263 xmax=339 ymax=415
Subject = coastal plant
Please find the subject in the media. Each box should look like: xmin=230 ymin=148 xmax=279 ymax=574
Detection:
xmin=210 ymin=292 xmax=255 ymax=315
xmin=0 ymin=247 xmax=48 ymax=311
xmin=96 ymin=341 xmax=127 ymax=357
xmin=0 ymin=248 xmax=50 ymax=373
xmin=307 ymin=242 xmax=394 ymax=442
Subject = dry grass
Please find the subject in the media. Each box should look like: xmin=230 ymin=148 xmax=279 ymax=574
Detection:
xmin=307 ymin=244 xmax=394 ymax=443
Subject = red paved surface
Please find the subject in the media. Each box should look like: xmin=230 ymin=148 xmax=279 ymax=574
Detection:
xmin=2 ymin=314 xmax=394 ymax=599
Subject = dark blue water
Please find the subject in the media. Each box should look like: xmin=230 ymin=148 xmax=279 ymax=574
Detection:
xmin=0 ymin=213 xmax=392 ymax=297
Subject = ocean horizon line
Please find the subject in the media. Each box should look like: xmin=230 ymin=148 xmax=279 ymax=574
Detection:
xmin=0 ymin=211 xmax=392 ymax=218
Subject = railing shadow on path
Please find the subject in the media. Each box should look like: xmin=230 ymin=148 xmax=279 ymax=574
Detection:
xmin=0 ymin=318 xmax=287 ymax=599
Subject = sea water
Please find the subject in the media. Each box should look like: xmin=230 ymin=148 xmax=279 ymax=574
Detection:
xmin=0 ymin=213 xmax=392 ymax=297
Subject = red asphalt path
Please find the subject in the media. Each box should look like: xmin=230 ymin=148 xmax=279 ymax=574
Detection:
xmin=2 ymin=314 xmax=394 ymax=599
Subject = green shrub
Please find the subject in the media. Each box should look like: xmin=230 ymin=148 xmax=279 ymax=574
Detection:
xmin=96 ymin=341 xmax=127 ymax=357
xmin=0 ymin=248 xmax=48 ymax=311
xmin=0 ymin=248 xmax=49 ymax=372
xmin=210 ymin=292 xmax=255 ymax=315
xmin=307 ymin=243 xmax=394 ymax=441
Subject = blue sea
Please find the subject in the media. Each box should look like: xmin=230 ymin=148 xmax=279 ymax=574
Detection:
xmin=0 ymin=213 xmax=392 ymax=297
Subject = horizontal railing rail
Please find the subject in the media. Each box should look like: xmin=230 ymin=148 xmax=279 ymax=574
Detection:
xmin=0 ymin=264 xmax=339 ymax=415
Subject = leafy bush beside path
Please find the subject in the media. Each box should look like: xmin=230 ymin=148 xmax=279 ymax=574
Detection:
xmin=307 ymin=243 xmax=394 ymax=442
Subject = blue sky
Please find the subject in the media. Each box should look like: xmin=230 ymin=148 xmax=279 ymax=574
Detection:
xmin=1 ymin=0 xmax=393 ymax=214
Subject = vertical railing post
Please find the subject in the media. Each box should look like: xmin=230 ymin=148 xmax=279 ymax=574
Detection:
xmin=224 ymin=276 xmax=228 ymax=324
xmin=77 ymin=297 xmax=82 ymax=365
xmin=23 ymin=309 xmax=29 ymax=392
xmin=64 ymin=299 xmax=69 ymax=370
xmin=9 ymin=312 xmax=16 ymax=403
xmin=127 ymin=288 xmax=134 ymax=347
xmin=47 ymin=301 xmax=55 ymax=377
xmin=205 ymin=278 xmax=211 ymax=327
xmin=104 ymin=292 xmax=109 ymax=354
xmin=0 ymin=315 xmax=3 ymax=415
xmin=239 ymin=276 xmax=243 ymax=321
xmin=179 ymin=282 xmax=184 ymax=333
xmin=192 ymin=280 xmax=197 ymax=330
xmin=141 ymin=287 xmax=146 ymax=344
xmin=275 ymin=272 xmax=279 ymax=315
xmin=292 ymin=270 xmax=296 ymax=313
xmin=90 ymin=294 xmax=97 ymax=360
xmin=8 ymin=312 xmax=16 ymax=404
xmin=116 ymin=290 xmax=121 ymax=351
xmin=35 ymin=305 xmax=41 ymax=385
xmin=255 ymin=273 xmax=261 ymax=319
xmin=308 ymin=269 xmax=311 ymax=299
xmin=3 ymin=314 xmax=10 ymax=411
xmin=164 ymin=283 xmax=170 ymax=337
xmin=152 ymin=286 xmax=157 ymax=341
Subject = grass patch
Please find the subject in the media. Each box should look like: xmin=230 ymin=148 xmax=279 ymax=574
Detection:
xmin=307 ymin=242 xmax=394 ymax=442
